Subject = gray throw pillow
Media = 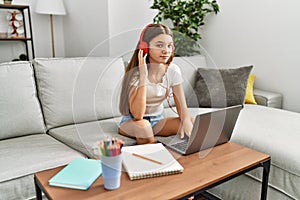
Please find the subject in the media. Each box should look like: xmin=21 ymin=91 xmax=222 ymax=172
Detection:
xmin=194 ymin=66 xmax=253 ymax=108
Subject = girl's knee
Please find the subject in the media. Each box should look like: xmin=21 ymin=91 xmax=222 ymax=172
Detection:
xmin=120 ymin=119 xmax=154 ymax=143
xmin=133 ymin=119 xmax=155 ymax=140
xmin=133 ymin=119 xmax=151 ymax=128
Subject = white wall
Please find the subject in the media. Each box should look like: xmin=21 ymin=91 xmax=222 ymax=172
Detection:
xmin=107 ymin=0 xmax=157 ymax=60
xmin=31 ymin=8 xmax=66 ymax=58
xmin=199 ymin=0 xmax=300 ymax=112
xmin=61 ymin=0 xmax=156 ymax=60
xmin=63 ymin=0 xmax=109 ymax=57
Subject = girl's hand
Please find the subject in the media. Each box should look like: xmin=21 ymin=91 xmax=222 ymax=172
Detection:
xmin=179 ymin=118 xmax=193 ymax=139
xmin=138 ymin=49 xmax=148 ymax=78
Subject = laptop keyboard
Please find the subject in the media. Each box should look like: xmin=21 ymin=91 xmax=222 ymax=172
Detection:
xmin=171 ymin=140 xmax=188 ymax=152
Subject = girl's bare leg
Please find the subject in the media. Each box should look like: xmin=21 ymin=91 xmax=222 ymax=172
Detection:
xmin=153 ymin=117 xmax=195 ymax=136
xmin=119 ymin=119 xmax=156 ymax=144
xmin=153 ymin=117 xmax=181 ymax=136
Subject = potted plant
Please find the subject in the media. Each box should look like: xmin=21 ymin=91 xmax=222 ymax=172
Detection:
xmin=151 ymin=0 xmax=219 ymax=56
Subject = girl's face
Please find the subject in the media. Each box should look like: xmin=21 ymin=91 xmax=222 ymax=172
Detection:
xmin=148 ymin=34 xmax=173 ymax=64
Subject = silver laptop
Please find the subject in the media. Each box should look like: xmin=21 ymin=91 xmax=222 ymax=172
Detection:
xmin=157 ymin=105 xmax=243 ymax=155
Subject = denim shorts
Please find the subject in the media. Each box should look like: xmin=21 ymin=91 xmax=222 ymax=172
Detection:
xmin=119 ymin=114 xmax=164 ymax=127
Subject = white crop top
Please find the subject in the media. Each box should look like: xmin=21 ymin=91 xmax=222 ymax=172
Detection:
xmin=132 ymin=63 xmax=183 ymax=116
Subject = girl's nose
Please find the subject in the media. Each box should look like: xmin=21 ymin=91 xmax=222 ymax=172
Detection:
xmin=162 ymin=45 xmax=171 ymax=53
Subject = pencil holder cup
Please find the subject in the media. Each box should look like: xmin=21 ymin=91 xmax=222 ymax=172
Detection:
xmin=100 ymin=154 xmax=122 ymax=190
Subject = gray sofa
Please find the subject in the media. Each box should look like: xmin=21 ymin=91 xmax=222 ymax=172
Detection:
xmin=0 ymin=56 xmax=298 ymax=200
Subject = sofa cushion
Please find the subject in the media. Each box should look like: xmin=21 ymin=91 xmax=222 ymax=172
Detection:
xmin=245 ymin=74 xmax=257 ymax=104
xmin=194 ymin=66 xmax=253 ymax=108
xmin=0 ymin=134 xmax=84 ymax=183
xmin=231 ymin=104 xmax=300 ymax=199
xmin=0 ymin=61 xmax=45 ymax=140
xmin=48 ymin=118 xmax=136 ymax=158
xmin=33 ymin=57 xmax=124 ymax=130
xmin=0 ymin=174 xmax=37 ymax=200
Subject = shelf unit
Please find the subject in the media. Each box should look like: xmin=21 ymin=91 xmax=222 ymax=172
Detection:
xmin=0 ymin=4 xmax=35 ymax=61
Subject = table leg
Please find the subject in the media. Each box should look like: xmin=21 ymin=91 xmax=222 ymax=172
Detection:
xmin=260 ymin=159 xmax=271 ymax=200
xmin=34 ymin=176 xmax=43 ymax=200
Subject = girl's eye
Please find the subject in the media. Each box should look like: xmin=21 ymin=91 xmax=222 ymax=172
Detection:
xmin=156 ymin=44 xmax=163 ymax=48
xmin=167 ymin=44 xmax=172 ymax=48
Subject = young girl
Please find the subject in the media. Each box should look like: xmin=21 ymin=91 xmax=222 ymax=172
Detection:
xmin=119 ymin=24 xmax=193 ymax=144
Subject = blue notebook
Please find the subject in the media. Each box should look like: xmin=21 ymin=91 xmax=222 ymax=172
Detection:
xmin=49 ymin=158 xmax=102 ymax=190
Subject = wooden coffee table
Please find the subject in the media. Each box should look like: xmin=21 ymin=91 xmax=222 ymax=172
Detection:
xmin=34 ymin=142 xmax=270 ymax=200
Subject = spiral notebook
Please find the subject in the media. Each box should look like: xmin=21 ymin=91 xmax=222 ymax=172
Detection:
xmin=122 ymin=143 xmax=183 ymax=180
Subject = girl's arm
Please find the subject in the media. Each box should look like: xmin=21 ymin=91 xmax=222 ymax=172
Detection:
xmin=129 ymin=83 xmax=146 ymax=120
xmin=129 ymin=50 xmax=148 ymax=120
xmin=172 ymin=83 xmax=193 ymax=138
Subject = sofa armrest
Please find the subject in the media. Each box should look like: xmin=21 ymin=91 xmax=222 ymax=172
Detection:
xmin=253 ymin=88 xmax=283 ymax=108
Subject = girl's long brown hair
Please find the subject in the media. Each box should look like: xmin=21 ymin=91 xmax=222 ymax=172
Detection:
xmin=119 ymin=24 xmax=174 ymax=115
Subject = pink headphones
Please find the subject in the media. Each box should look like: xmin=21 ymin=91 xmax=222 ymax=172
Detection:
xmin=139 ymin=24 xmax=175 ymax=54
